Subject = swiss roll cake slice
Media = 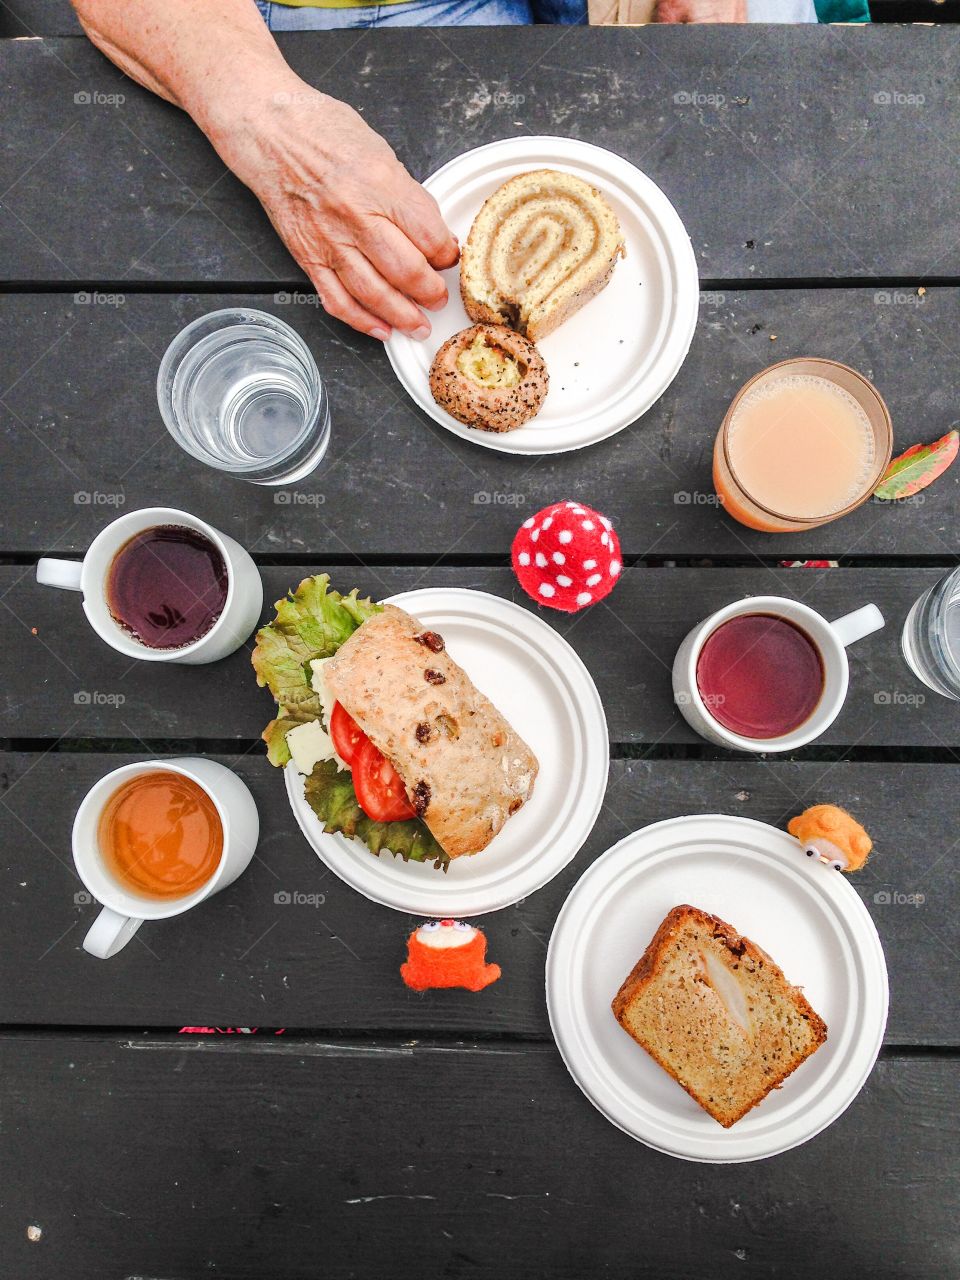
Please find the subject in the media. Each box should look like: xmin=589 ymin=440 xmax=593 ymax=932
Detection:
xmin=460 ymin=169 xmax=625 ymax=341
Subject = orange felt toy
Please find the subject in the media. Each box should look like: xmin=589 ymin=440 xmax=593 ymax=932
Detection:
xmin=787 ymin=804 xmax=873 ymax=872
xmin=401 ymin=920 xmax=501 ymax=992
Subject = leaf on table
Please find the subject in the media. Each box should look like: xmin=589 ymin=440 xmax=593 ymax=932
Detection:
xmin=304 ymin=759 xmax=449 ymax=871
xmin=873 ymin=428 xmax=959 ymax=501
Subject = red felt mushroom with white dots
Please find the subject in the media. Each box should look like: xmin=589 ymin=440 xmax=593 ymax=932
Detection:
xmin=511 ymin=500 xmax=622 ymax=613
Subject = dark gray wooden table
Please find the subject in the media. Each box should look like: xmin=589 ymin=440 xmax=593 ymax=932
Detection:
xmin=2 ymin=23 xmax=959 ymax=1280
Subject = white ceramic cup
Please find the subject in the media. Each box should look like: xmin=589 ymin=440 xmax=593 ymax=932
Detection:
xmin=672 ymin=595 xmax=884 ymax=752
xmin=35 ymin=506 xmax=263 ymax=664
xmin=73 ymin=757 xmax=259 ymax=959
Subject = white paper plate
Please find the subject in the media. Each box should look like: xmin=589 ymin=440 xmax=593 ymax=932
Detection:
xmin=547 ymin=815 xmax=888 ymax=1162
xmin=385 ymin=136 xmax=699 ymax=454
xmin=286 ymin=588 xmax=608 ymax=915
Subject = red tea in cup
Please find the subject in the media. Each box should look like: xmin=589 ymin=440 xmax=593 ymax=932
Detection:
xmin=695 ymin=614 xmax=824 ymax=740
xmin=106 ymin=524 xmax=228 ymax=649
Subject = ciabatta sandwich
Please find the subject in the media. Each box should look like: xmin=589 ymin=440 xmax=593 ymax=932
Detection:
xmin=253 ymin=576 xmax=538 ymax=870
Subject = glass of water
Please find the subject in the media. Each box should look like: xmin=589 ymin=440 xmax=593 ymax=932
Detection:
xmin=157 ymin=308 xmax=330 ymax=484
xmin=901 ymin=566 xmax=960 ymax=700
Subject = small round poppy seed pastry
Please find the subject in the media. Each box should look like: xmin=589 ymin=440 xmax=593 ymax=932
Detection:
xmin=429 ymin=323 xmax=548 ymax=433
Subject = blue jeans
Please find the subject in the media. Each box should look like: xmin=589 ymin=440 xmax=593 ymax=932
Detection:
xmin=256 ymin=0 xmax=587 ymax=27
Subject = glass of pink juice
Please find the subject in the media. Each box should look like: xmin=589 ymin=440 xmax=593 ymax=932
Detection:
xmin=713 ymin=358 xmax=893 ymax=533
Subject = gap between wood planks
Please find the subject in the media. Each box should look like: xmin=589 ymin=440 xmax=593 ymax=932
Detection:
xmin=6 ymin=739 xmax=960 ymax=764
xmin=0 ymin=277 xmax=957 ymax=294
xmin=0 ymin=1028 xmax=956 ymax=1056
xmin=2 ymin=553 xmax=959 ymax=569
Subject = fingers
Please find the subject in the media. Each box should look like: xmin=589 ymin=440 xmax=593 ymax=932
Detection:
xmin=309 ymin=266 xmax=392 ymax=342
xmin=389 ymin=181 xmax=460 ymax=271
xmin=359 ymin=217 xmax=449 ymax=313
xmin=334 ymin=247 xmax=431 ymax=338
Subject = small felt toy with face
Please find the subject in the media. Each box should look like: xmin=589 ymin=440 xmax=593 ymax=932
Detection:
xmin=401 ymin=920 xmax=501 ymax=992
xmin=787 ymin=804 xmax=872 ymax=873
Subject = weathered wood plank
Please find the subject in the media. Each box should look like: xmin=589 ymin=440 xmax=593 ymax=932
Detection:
xmin=4 ymin=565 xmax=954 ymax=745
xmin=2 ymin=1033 xmax=958 ymax=1279
xmin=1 ymin=753 xmax=954 ymax=1042
xmin=0 ymin=0 xmax=80 ymax=37
xmin=1 ymin=29 xmax=959 ymax=283
xmin=2 ymin=289 xmax=957 ymax=559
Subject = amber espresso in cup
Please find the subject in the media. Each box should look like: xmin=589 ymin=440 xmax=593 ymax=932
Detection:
xmin=98 ymin=770 xmax=224 ymax=900
xmin=73 ymin=758 xmax=258 ymax=958
xmin=713 ymin=358 xmax=892 ymax=533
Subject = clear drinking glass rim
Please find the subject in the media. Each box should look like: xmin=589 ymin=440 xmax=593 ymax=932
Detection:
xmin=156 ymin=306 xmax=324 ymax=474
xmin=720 ymin=356 xmax=894 ymax=525
xmin=925 ymin=564 xmax=960 ymax=683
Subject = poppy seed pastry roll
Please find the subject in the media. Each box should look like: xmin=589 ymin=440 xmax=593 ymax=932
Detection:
xmin=429 ymin=323 xmax=548 ymax=433
xmin=460 ymin=169 xmax=625 ymax=341
xmin=322 ymin=605 xmax=538 ymax=858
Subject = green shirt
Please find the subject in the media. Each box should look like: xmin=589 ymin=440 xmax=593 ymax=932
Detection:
xmin=815 ymin=0 xmax=871 ymax=20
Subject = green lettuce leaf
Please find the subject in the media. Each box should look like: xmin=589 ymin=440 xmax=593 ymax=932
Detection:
xmin=304 ymin=759 xmax=449 ymax=872
xmin=252 ymin=574 xmax=381 ymax=743
xmin=254 ymin=575 xmax=449 ymax=870
xmin=261 ymin=716 xmax=301 ymax=768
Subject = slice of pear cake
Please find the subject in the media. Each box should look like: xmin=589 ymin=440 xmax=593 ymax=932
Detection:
xmin=612 ymin=905 xmax=827 ymax=1128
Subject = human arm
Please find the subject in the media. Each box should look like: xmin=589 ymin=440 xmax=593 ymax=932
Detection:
xmin=71 ymin=0 xmax=459 ymax=340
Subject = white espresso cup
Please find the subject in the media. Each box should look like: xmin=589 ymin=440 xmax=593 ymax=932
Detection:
xmin=672 ymin=595 xmax=884 ymax=752
xmin=73 ymin=757 xmax=259 ymax=958
xmin=36 ymin=506 xmax=263 ymax=664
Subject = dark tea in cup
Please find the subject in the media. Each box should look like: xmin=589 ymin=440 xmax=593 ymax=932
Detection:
xmin=106 ymin=524 xmax=228 ymax=649
xmin=695 ymin=614 xmax=824 ymax=740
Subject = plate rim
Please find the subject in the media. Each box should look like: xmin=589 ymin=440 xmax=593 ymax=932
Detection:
xmin=285 ymin=586 xmax=609 ymax=915
xmin=385 ymin=134 xmax=700 ymax=456
xmin=546 ymin=813 xmax=889 ymax=1163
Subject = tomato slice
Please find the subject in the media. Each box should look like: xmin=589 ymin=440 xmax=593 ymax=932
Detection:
xmin=329 ymin=701 xmax=368 ymax=766
xmin=353 ymin=737 xmax=416 ymax=822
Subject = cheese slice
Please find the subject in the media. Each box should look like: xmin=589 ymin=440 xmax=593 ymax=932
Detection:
xmin=310 ymin=657 xmax=349 ymax=771
xmin=286 ymin=719 xmax=336 ymax=776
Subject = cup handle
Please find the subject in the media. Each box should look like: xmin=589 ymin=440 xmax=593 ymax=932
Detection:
xmin=36 ymin=557 xmax=83 ymax=592
xmin=830 ymin=603 xmax=885 ymax=648
xmin=83 ymin=907 xmax=143 ymax=959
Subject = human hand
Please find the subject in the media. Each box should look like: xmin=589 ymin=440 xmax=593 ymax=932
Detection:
xmin=216 ymin=80 xmax=459 ymax=341
xmin=653 ymin=0 xmax=747 ymax=19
